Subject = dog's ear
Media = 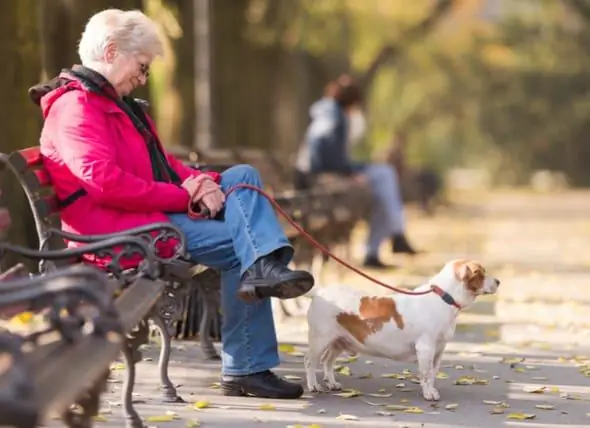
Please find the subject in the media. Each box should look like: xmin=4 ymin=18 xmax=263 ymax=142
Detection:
xmin=454 ymin=260 xmax=486 ymax=292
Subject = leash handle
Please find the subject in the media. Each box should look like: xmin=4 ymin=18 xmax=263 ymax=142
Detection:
xmin=222 ymin=183 xmax=434 ymax=296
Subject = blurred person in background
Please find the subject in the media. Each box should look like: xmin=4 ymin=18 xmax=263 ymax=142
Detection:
xmin=299 ymin=74 xmax=420 ymax=269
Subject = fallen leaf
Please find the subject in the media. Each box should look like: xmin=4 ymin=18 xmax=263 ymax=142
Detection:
xmin=376 ymin=411 xmax=393 ymax=416
xmin=445 ymin=404 xmax=459 ymax=411
xmin=482 ymin=400 xmax=502 ymax=405
xmin=535 ymin=404 xmax=555 ymax=410
xmin=384 ymin=405 xmax=408 ymax=411
xmin=365 ymin=360 xmax=374 ymax=365
xmin=259 ymin=404 xmax=276 ymax=410
xmin=186 ymin=419 xmax=200 ymax=427
xmin=209 ymin=382 xmax=220 ymax=389
xmin=500 ymin=357 xmax=525 ymax=364
xmin=453 ymin=376 xmax=488 ymax=385
xmin=333 ymin=389 xmax=361 ymax=398
xmin=278 ymin=344 xmax=296 ymax=353
xmin=146 ymin=414 xmax=177 ymax=422
xmin=367 ymin=392 xmax=392 ymax=398
xmin=317 ymin=409 xmax=327 ymax=414
xmin=523 ymin=385 xmax=546 ymax=394
xmin=506 ymin=412 xmax=536 ymax=420
xmin=436 ymin=372 xmax=449 ymax=379
xmin=193 ymin=401 xmax=210 ymax=410
xmin=336 ymin=414 xmax=359 ymax=421
xmin=404 ymin=407 xmax=425 ymax=414
xmin=490 ymin=407 xmax=505 ymax=415
xmin=381 ymin=373 xmax=406 ymax=380
xmin=337 ymin=366 xmax=351 ymax=376
xmin=110 ymin=363 xmax=125 ymax=371
xmin=532 ymin=376 xmax=548 ymax=381
xmin=93 ymin=415 xmax=108 ymax=422
xmin=336 ymin=355 xmax=358 ymax=364
xmin=357 ymin=373 xmax=373 ymax=379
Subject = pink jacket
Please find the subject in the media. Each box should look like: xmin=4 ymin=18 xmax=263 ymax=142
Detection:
xmin=39 ymin=74 xmax=219 ymax=258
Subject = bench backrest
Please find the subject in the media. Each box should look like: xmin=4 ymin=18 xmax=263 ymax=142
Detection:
xmin=0 ymin=147 xmax=61 ymax=251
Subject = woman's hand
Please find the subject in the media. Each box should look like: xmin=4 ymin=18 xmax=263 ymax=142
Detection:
xmin=197 ymin=180 xmax=225 ymax=218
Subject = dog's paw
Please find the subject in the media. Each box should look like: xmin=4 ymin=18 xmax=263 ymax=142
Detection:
xmin=325 ymin=381 xmax=342 ymax=391
xmin=308 ymin=384 xmax=323 ymax=393
xmin=422 ymin=386 xmax=440 ymax=401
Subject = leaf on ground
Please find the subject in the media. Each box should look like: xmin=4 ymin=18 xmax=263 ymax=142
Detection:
xmin=193 ymin=401 xmax=210 ymax=409
xmin=376 ymin=411 xmax=393 ymax=416
xmin=209 ymin=382 xmax=220 ymax=389
xmin=506 ymin=412 xmax=536 ymax=420
xmin=357 ymin=373 xmax=373 ymax=379
xmin=490 ymin=407 xmax=505 ymax=415
xmin=384 ymin=405 xmax=409 ymax=411
xmin=367 ymin=392 xmax=392 ymax=398
xmin=288 ymin=351 xmax=306 ymax=357
xmin=532 ymin=376 xmax=548 ymax=381
xmin=186 ymin=419 xmax=200 ymax=427
xmin=337 ymin=366 xmax=351 ymax=376
xmin=110 ymin=362 xmax=125 ymax=371
xmin=453 ymin=376 xmax=488 ymax=385
xmin=363 ymin=399 xmax=386 ymax=406
xmin=365 ymin=360 xmax=374 ymax=365
xmin=336 ymin=414 xmax=359 ymax=421
xmin=93 ymin=415 xmax=108 ymax=422
xmin=482 ymin=400 xmax=502 ymax=405
xmin=445 ymin=404 xmax=459 ymax=411
xmin=259 ymin=404 xmax=276 ymax=410
xmin=381 ymin=373 xmax=406 ymax=380
xmin=500 ymin=357 xmax=525 ymax=364
xmin=395 ymin=383 xmax=406 ymax=388
xmin=317 ymin=409 xmax=327 ymax=414
xmin=333 ymin=389 xmax=361 ymax=398
xmin=535 ymin=404 xmax=555 ymax=410
xmin=513 ymin=368 xmax=527 ymax=373
xmin=278 ymin=344 xmax=296 ymax=353
xmin=404 ymin=407 xmax=425 ymax=414
xmin=523 ymin=385 xmax=546 ymax=394
xmin=146 ymin=414 xmax=177 ymax=422
xmin=436 ymin=372 xmax=449 ymax=379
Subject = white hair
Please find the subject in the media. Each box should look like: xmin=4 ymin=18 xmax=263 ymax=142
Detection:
xmin=78 ymin=9 xmax=164 ymax=65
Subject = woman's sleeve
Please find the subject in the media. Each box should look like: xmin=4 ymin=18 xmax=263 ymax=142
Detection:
xmin=53 ymin=95 xmax=190 ymax=213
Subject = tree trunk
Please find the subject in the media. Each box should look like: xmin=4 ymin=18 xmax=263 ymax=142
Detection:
xmin=0 ymin=1 xmax=43 ymax=270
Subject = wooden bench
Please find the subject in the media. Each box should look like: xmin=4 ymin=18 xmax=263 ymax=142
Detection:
xmin=0 ymin=238 xmax=164 ymax=428
xmin=0 ymin=147 xmax=223 ymax=427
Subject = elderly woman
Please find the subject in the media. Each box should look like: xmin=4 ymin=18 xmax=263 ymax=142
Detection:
xmin=33 ymin=9 xmax=313 ymax=399
xmin=301 ymin=75 xmax=420 ymax=268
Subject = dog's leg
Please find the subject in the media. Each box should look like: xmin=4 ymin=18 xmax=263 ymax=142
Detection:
xmin=322 ymin=346 xmax=342 ymax=391
xmin=304 ymin=333 xmax=324 ymax=393
xmin=416 ymin=340 xmax=440 ymax=401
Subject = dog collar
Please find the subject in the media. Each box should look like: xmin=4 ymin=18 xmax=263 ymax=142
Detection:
xmin=430 ymin=285 xmax=462 ymax=310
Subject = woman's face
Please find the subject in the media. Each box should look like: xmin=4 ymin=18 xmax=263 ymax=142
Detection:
xmin=106 ymin=48 xmax=151 ymax=96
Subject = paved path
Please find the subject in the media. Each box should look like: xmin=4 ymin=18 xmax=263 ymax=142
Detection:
xmin=46 ymin=190 xmax=590 ymax=427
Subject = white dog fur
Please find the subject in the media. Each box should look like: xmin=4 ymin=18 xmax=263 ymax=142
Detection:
xmin=304 ymin=259 xmax=500 ymax=401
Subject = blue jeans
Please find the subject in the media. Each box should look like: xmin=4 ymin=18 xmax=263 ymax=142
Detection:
xmin=363 ymin=164 xmax=406 ymax=257
xmin=168 ymin=165 xmax=293 ymax=375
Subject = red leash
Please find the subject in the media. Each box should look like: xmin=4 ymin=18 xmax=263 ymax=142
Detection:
xmin=190 ymin=183 xmax=435 ymax=297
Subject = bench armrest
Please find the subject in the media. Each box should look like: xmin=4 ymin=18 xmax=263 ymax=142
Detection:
xmin=45 ymin=222 xmax=188 ymax=262
xmin=0 ymin=236 xmax=158 ymax=279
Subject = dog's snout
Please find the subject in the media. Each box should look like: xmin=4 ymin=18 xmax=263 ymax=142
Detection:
xmin=494 ymin=278 xmax=500 ymax=287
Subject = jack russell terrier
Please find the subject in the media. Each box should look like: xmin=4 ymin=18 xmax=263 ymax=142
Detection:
xmin=304 ymin=259 xmax=500 ymax=401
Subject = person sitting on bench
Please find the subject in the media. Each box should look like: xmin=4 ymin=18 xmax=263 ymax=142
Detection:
xmin=32 ymin=8 xmax=313 ymax=400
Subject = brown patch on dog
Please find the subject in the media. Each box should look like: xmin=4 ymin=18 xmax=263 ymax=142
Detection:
xmin=336 ymin=296 xmax=404 ymax=344
xmin=453 ymin=259 xmax=486 ymax=292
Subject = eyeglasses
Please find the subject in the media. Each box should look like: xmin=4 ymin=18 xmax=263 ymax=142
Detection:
xmin=139 ymin=62 xmax=150 ymax=78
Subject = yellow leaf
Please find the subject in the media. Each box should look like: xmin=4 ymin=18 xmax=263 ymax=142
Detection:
xmin=186 ymin=419 xmax=201 ymax=427
xmin=506 ymin=412 xmax=536 ymax=420
xmin=10 ymin=312 xmax=34 ymax=325
xmin=482 ymin=400 xmax=502 ymax=405
xmin=93 ymin=415 xmax=108 ymax=422
xmin=308 ymin=424 xmax=322 ymax=428
xmin=513 ymin=368 xmax=526 ymax=373
xmin=337 ymin=366 xmax=351 ymax=376
xmin=381 ymin=373 xmax=405 ymax=379
xmin=278 ymin=344 xmax=296 ymax=353
xmin=535 ymin=404 xmax=555 ymax=410
xmin=259 ymin=404 xmax=276 ymax=410
xmin=193 ymin=401 xmax=210 ymax=409
xmin=436 ymin=372 xmax=449 ymax=379
xmin=209 ymin=382 xmax=220 ymax=389
xmin=550 ymin=386 xmax=560 ymax=393
xmin=445 ymin=403 xmax=459 ymax=411
xmin=490 ymin=407 xmax=505 ymax=415
xmin=336 ymin=355 xmax=358 ymax=363
xmin=454 ymin=376 xmax=488 ymax=385
xmin=146 ymin=415 xmax=177 ymax=422
xmin=367 ymin=392 xmax=392 ymax=398
xmin=384 ymin=405 xmax=408 ymax=411
xmin=358 ymin=373 xmax=373 ymax=379
xmin=500 ymin=357 xmax=525 ymax=364
xmin=404 ymin=407 xmax=424 ymax=414
xmin=333 ymin=389 xmax=361 ymax=398
xmin=523 ymin=386 xmax=546 ymax=394
xmin=288 ymin=351 xmax=305 ymax=357
xmin=110 ymin=362 xmax=125 ymax=370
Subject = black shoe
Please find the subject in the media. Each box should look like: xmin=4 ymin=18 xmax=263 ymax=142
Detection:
xmin=238 ymin=254 xmax=314 ymax=302
xmin=392 ymin=234 xmax=419 ymax=255
xmin=363 ymin=255 xmax=395 ymax=269
xmin=221 ymin=370 xmax=304 ymax=399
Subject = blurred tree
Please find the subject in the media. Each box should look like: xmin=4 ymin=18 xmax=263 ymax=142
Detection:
xmin=0 ymin=0 xmax=42 ymax=270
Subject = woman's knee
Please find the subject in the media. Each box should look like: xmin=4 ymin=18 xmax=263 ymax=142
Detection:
xmin=222 ymin=164 xmax=262 ymax=184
